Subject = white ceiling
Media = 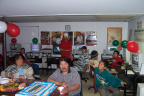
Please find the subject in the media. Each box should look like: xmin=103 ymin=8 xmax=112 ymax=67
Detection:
xmin=0 ymin=0 xmax=144 ymax=22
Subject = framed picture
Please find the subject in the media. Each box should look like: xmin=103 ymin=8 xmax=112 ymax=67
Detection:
xmin=41 ymin=31 xmax=50 ymax=45
xmin=86 ymin=31 xmax=97 ymax=46
xmin=51 ymin=31 xmax=61 ymax=45
xmin=74 ymin=31 xmax=85 ymax=45
xmin=107 ymin=27 xmax=122 ymax=45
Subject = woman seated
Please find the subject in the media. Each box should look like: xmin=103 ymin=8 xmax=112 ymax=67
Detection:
xmin=1 ymin=54 xmax=34 ymax=79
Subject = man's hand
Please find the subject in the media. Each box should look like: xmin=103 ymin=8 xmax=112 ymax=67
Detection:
xmin=9 ymin=73 xmax=14 ymax=79
xmin=61 ymin=82 xmax=68 ymax=87
xmin=70 ymin=56 xmax=73 ymax=61
xmin=61 ymin=87 xmax=69 ymax=94
xmin=19 ymin=75 xmax=25 ymax=79
xmin=121 ymin=81 xmax=126 ymax=87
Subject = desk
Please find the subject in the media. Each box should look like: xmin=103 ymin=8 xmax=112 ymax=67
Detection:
xmin=0 ymin=79 xmax=68 ymax=96
xmin=116 ymin=63 xmax=144 ymax=96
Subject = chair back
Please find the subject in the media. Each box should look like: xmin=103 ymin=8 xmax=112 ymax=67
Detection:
xmin=92 ymin=69 xmax=97 ymax=91
xmin=89 ymin=65 xmax=95 ymax=77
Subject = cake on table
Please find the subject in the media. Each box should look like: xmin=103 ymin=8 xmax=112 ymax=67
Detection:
xmin=15 ymin=81 xmax=56 ymax=96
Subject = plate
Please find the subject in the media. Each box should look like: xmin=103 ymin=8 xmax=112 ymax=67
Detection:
xmin=0 ymin=82 xmax=20 ymax=92
xmin=0 ymin=78 xmax=9 ymax=84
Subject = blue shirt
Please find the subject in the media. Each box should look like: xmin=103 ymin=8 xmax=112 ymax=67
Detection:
xmin=17 ymin=66 xmax=23 ymax=75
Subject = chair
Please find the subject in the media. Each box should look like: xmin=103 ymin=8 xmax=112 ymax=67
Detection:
xmin=88 ymin=65 xmax=97 ymax=93
xmin=79 ymin=71 xmax=89 ymax=83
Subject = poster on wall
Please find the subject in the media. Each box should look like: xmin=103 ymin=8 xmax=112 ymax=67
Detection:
xmin=134 ymin=28 xmax=144 ymax=42
xmin=107 ymin=27 xmax=122 ymax=45
xmin=51 ymin=31 xmax=62 ymax=45
xmin=41 ymin=31 xmax=50 ymax=45
xmin=74 ymin=31 xmax=85 ymax=45
xmin=86 ymin=31 xmax=97 ymax=46
xmin=62 ymin=31 xmax=73 ymax=45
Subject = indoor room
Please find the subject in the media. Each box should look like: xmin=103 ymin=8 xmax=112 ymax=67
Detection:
xmin=0 ymin=0 xmax=144 ymax=96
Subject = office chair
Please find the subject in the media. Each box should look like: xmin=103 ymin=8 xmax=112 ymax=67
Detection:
xmin=79 ymin=71 xmax=89 ymax=83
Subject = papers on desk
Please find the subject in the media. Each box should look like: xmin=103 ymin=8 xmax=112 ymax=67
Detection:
xmin=127 ymin=70 xmax=135 ymax=74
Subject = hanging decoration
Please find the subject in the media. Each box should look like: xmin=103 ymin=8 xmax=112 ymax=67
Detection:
xmin=7 ymin=23 xmax=20 ymax=37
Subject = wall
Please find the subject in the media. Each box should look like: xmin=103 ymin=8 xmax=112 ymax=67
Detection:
xmin=128 ymin=15 xmax=144 ymax=53
xmin=6 ymin=22 xmax=128 ymax=61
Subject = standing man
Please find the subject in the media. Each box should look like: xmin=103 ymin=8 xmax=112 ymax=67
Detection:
xmin=59 ymin=33 xmax=73 ymax=61
xmin=47 ymin=56 xmax=81 ymax=96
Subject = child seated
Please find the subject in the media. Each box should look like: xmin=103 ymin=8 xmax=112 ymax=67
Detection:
xmin=108 ymin=50 xmax=124 ymax=68
xmin=94 ymin=60 xmax=126 ymax=96
xmin=89 ymin=50 xmax=99 ymax=69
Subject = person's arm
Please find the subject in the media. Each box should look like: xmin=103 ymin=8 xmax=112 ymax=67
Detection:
xmin=106 ymin=70 xmax=123 ymax=87
xmin=61 ymin=84 xmax=80 ymax=94
xmin=82 ymin=64 xmax=88 ymax=72
xmin=24 ymin=66 xmax=34 ymax=79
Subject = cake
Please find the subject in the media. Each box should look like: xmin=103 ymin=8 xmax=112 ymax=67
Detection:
xmin=15 ymin=81 xmax=56 ymax=96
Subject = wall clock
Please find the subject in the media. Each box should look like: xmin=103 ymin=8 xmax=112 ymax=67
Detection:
xmin=65 ymin=25 xmax=71 ymax=31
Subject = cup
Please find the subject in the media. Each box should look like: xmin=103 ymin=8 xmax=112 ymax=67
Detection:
xmin=57 ymin=87 xmax=64 ymax=94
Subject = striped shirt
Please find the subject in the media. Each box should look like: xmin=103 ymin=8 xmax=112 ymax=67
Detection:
xmin=4 ymin=63 xmax=34 ymax=79
xmin=49 ymin=67 xmax=81 ymax=96
xmin=74 ymin=52 xmax=90 ymax=71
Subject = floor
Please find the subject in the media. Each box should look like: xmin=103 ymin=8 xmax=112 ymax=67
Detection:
xmin=39 ymin=69 xmax=100 ymax=96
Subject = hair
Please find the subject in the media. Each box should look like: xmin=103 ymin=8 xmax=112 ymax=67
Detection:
xmin=100 ymin=60 xmax=109 ymax=68
xmin=13 ymin=54 xmax=21 ymax=64
xmin=59 ymin=56 xmax=70 ymax=65
xmin=91 ymin=50 xmax=98 ymax=58
xmin=20 ymin=48 xmax=25 ymax=51
xmin=7 ymin=57 xmax=15 ymax=65
xmin=113 ymin=50 xmax=119 ymax=55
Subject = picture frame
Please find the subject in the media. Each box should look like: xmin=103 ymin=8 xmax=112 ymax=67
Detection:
xmin=107 ymin=27 xmax=122 ymax=45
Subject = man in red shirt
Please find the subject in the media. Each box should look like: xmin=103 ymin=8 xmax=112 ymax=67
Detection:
xmin=59 ymin=33 xmax=73 ymax=61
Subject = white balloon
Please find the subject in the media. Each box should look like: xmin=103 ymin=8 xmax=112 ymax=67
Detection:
xmin=0 ymin=21 xmax=7 ymax=33
xmin=56 ymin=38 xmax=61 ymax=44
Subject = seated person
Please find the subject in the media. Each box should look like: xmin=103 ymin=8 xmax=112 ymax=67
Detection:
xmin=47 ymin=56 xmax=81 ymax=96
xmin=94 ymin=60 xmax=126 ymax=96
xmin=76 ymin=32 xmax=83 ymax=43
xmin=73 ymin=46 xmax=89 ymax=73
xmin=89 ymin=50 xmax=99 ymax=69
xmin=108 ymin=50 xmax=124 ymax=68
xmin=20 ymin=48 xmax=40 ymax=78
xmin=1 ymin=54 xmax=34 ymax=79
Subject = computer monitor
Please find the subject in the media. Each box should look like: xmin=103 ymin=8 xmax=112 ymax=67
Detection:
xmin=131 ymin=52 xmax=144 ymax=72
xmin=53 ymin=45 xmax=61 ymax=54
xmin=75 ymin=45 xmax=83 ymax=55
xmin=10 ymin=43 xmax=21 ymax=52
xmin=31 ymin=43 xmax=42 ymax=52
xmin=106 ymin=45 xmax=117 ymax=54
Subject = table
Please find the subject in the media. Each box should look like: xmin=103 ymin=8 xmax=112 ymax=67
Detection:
xmin=0 ymin=79 xmax=68 ymax=96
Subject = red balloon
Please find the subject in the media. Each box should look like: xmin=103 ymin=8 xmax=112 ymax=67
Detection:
xmin=7 ymin=23 xmax=20 ymax=37
xmin=11 ymin=38 xmax=17 ymax=43
xmin=127 ymin=41 xmax=139 ymax=53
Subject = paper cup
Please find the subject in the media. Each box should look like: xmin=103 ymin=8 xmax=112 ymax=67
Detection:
xmin=57 ymin=87 xmax=64 ymax=94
